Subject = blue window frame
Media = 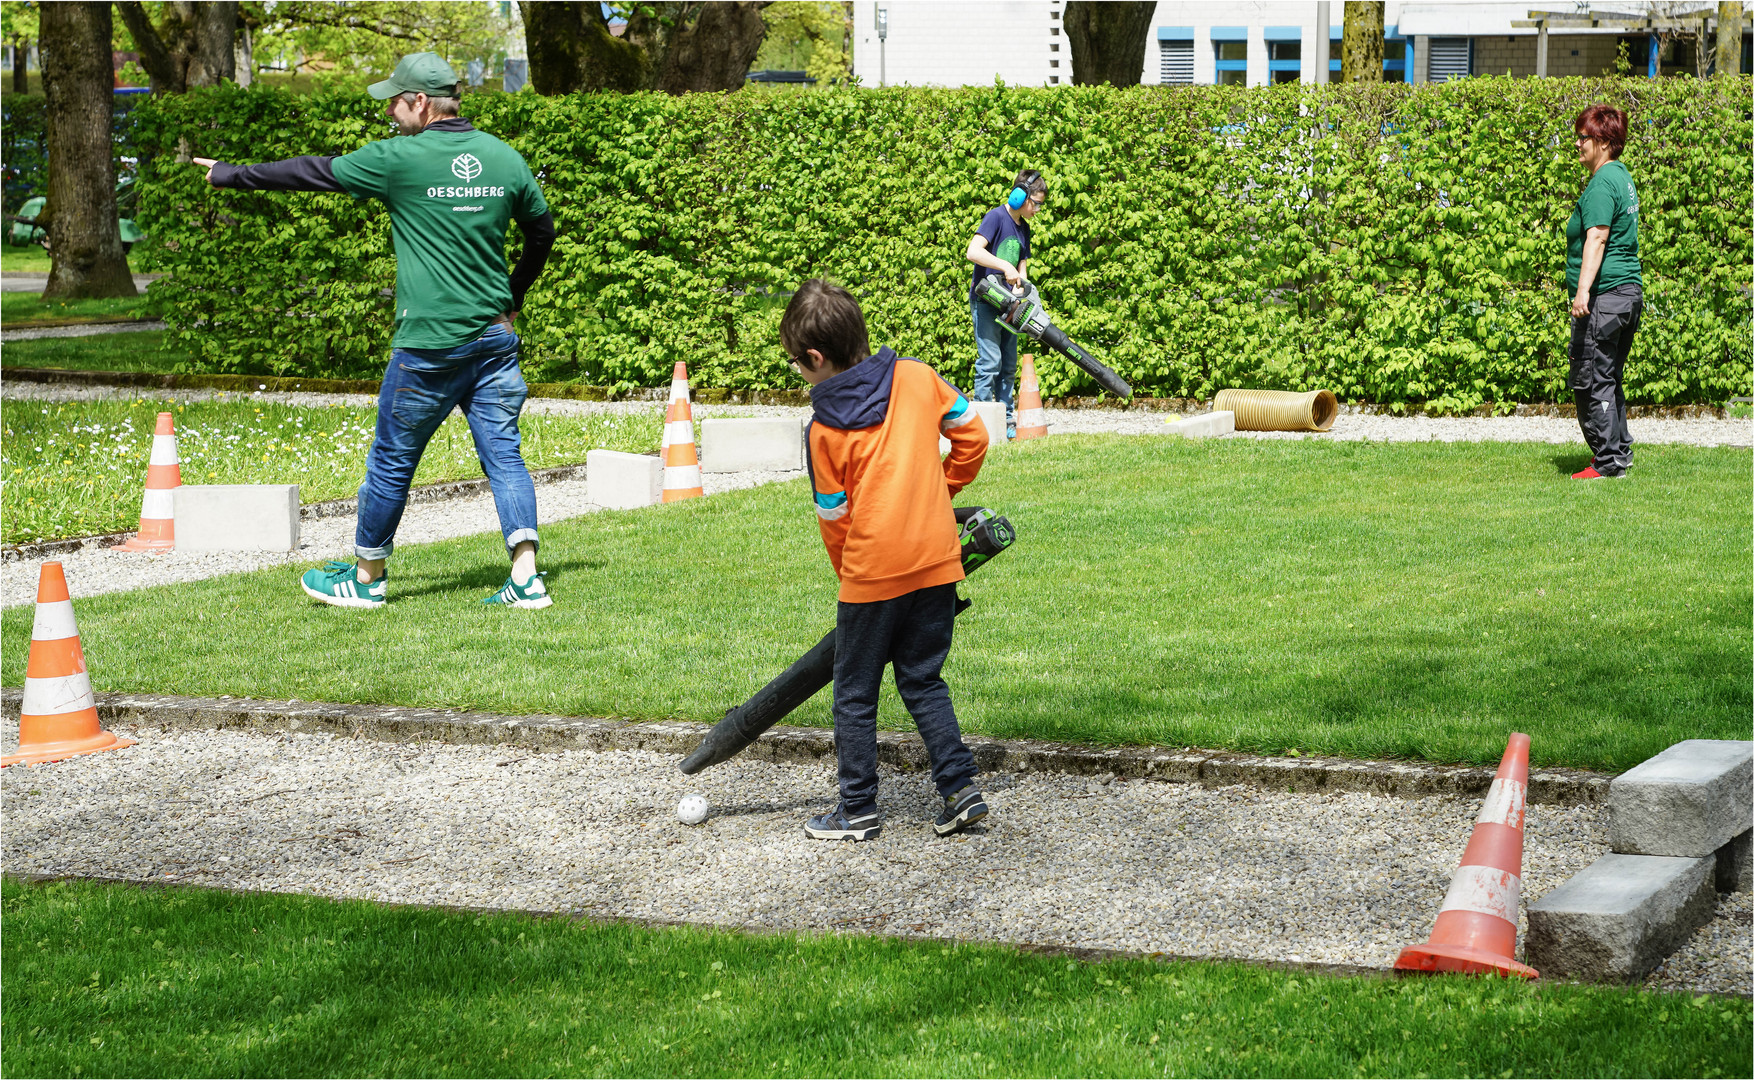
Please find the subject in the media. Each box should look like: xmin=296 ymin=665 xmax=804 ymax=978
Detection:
xmin=1384 ymin=24 xmax=1410 ymax=82
xmin=1212 ymin=26 xmax=1248 ymax=85
xmin=1329 ymin=25 xmax=1341 ymax=75
xmin=1264 ymin=25 xmax=1301 ymax=83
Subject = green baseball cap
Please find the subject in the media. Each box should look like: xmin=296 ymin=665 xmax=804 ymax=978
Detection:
xmin=367 ymin=52 xmax=460 ymax=99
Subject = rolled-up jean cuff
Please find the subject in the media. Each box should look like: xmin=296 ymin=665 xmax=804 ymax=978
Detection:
xmin=505 ymin=528 xmax=539 ymax=553
xmin=355 ymin=541 xmax=393 ymax=561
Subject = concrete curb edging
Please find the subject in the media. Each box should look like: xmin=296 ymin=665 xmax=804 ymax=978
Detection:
xmin=0 ymin=688 xmax=1611 ymax=805
xmin=0 ymin=462 xmax=592 ymax=564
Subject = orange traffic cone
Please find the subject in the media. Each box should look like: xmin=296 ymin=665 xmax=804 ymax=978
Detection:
xmin=115 ymin=411 xmax=180 ymax=551
xmin=658 ymin=360 xmax=691 ymax=460
xmin=661 ymin=362 xmax=702 ymax=502
xmin=1394 ymin=732 xmax=1539 ymax=978
xmin=4 ymin=562 xmax=134 ymax=767
xmin=1014 ymin=353 xmax=1048 ymax=440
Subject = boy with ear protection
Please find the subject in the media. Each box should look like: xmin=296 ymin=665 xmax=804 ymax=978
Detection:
xmin=965 ymin=168 xmax=1047 ymax=440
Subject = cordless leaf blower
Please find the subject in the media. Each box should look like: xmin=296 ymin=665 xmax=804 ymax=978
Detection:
xmin=973 ymin=276 xmax=1133 ymax=400
xmin=677 ymin=507 xmax=1016 ymax=775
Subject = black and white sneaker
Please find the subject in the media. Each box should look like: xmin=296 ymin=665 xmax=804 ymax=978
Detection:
xmin=934 ymin=785 xmax=988 ymax=836
xmin=804 ymin=805 xmax=883 ymax=842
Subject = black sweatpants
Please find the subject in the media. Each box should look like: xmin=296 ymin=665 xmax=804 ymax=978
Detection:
xmin=1569 ymin=282 xmax=1642 ymax=475
xmin=832 ymin=582 xmax=978 ymax=815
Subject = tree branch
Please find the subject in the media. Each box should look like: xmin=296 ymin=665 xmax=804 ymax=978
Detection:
xmin=114 ymin=0 xmax=181 ymax=92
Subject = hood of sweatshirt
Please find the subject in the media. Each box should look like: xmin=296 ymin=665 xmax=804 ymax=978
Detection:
xmin=808 ymin=346 xmax=899 ymax=431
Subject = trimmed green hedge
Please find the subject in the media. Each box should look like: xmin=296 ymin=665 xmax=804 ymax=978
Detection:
xmin=131 ymin=77 xmax=1750 ymax=408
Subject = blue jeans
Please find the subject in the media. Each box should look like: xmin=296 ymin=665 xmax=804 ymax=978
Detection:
xmin=832 ymin=583 xmax=978 ymax=815
xmin=356 ymin=323 xmax=538 ymax=560
xmin=970 ymin=297 xmax=1017 ymax=426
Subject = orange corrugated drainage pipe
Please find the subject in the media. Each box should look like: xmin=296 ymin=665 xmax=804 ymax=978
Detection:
xmin=1393 ymin=732 xmax=1539 ymax=979
xmin=1211 ymin=389 xmax=1338 ymax=432
xmin=4 ymin=562 xmax=135 ymax=767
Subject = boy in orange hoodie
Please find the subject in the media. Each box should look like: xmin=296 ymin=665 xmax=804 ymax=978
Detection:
xmin=781 ymin=279 xmax=992 ymax=842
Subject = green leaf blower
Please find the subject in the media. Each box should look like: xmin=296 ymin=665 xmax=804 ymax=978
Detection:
xmin=973 ymin=276 xmax=1132 ymax=399
xmin=677 ymin=507 xmax=1016 ymax=776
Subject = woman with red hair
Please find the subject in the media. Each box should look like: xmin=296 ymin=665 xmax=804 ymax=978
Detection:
xmin=1564 ymin=104 xmax=1642 ymax=480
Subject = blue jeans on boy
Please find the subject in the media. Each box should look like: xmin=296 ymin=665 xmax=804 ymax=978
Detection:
xmin=832 ymin=582 xmax=979 ymax=815
xmin=355 ymin=323 xmax=538 ymax=560
xmin=969 ymin=297 xmax=1017 ymax=427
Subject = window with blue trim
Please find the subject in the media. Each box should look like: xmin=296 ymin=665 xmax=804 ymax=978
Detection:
xmin=1212 ymin=28 xmax=1248 ymax=86
xmin=1265 ymin=26 xmax=1300 ymax=84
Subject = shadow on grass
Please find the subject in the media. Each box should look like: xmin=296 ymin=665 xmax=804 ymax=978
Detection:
xmin=1548 ymin=451 xmax=1594 ymax=475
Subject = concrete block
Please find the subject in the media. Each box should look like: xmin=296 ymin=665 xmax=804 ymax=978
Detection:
xmin=1717 ymin=829 xmax=1752 ymax=893
xmin=586 ymin=449 xmax=660 ymax=509
xmin=700 ymin=417 xmax=804 ymax=473
xmin=970 ymin=400 xmax=1007 ymax=446
xmin=1525 ymin=852 xmax=1716 ymax=981
xmin=172 ymin=485 xmax=298 ymax=552
xmin=1164 ymin=410 xmax=1236 ymax=439
xmin=1609 ymin=739 xmax=1753 ymax=857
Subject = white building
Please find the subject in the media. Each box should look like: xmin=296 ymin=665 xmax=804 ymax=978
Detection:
xmin=849 ymin=1 xmax=1745 ymax=88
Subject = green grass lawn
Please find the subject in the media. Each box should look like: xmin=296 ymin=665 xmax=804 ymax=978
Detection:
xmin=1 ymin=245 xmax=53 ymax=274
xmin=3 ymin=878 xmax=1745 ymax=1079
xmin=0 ymin=329 xmax=190 ymax=374
xmin=1 ymin=396 xmax=663 ymax=543
xmin=1 ymin=290 xmax=152 ymax=326
xmin=4 ymin=437 xmax=1745 ymax=772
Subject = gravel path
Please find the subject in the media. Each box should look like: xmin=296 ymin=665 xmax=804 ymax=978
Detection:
xmin=0 ymin=273 xmax=159 ymax=294
xmin=2 ymin=320 xmax=167 ymax=341
xmin=3 ymin=723 xmax=1745 ymax=995
xmin=6 ymin=380 xmax=1748 ymax=445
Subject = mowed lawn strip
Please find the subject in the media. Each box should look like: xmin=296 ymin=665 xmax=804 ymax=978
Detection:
xmin=3 ymin=879 xmax=1746 ymax=1080
xmin=0 ymin=330 xmax=192 ymax=374
xmin=3 ymin=437 xmax=1745 ymax=772
xmin=1 ymin=397 xmax=664 ymax=543
xmin=0 ymin=291 xmax=153 ymax=326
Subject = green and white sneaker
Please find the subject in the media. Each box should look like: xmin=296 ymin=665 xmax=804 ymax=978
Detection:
xmin=300 ymin=561 xmax=387 ymax=610
xmin=483 ymin=572 xmax=552 ymax=609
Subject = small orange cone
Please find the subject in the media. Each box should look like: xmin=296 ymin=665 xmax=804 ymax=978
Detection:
xmin=660 ymin=362 xmax=702 ymax=502
xmin=4 ymin=562 xmax=134 ymax=767
xmin=658 ymin=360 xmax=691 ymax=460
xmin=1014 ymin=353 xmax=1048 ymax=440
xmin=1394 ymin=733 xmax=1539 ymax=978
xmin=115 ymin=411 xmax=180 ymax=551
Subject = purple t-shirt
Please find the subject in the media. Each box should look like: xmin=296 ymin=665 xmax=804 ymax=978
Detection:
xmin=969 ymin=205 xmax=1031 ymax=301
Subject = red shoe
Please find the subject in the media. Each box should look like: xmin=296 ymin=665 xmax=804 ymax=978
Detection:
xmin=1572 ymin=466 xmax=1606 ymax=479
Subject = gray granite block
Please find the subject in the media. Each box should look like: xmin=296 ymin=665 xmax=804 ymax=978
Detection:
xmin=1717 ymin=829 xmax=1751 ymax=894
xmin=1526 ymin=852 xmax=1716 ymax=981
xmin=1609 ymin=739 xmax=1753 ymax=857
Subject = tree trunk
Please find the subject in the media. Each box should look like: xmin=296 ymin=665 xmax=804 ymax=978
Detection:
xmin=39 ymin=2 xmax=135 ymax=299
xmin=235 ymin=19 xmax=252 ymax=87
xmin=1718 ymin=2 xmax=1745 ymax=75
xmin=1340 ymin=1 xmax=1383 ymax=83
xmin=1063 ymin=1 xmax=1156 ymax=87
xmin=649 ymin=2 xmax=768 ymax=93
xmin=523 ymin=1 xmax=767 ymax=94
xmin=520 ymin=0 xmax=646 ymax=93
xmin=115 ymin=0 xmax=236 ymax=94
xmin=10 ymin=40 xmax=26 ymax=94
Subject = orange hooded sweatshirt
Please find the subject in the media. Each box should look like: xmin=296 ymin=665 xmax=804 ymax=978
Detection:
xmin=808 ymin=347 xmax=988 ymax=603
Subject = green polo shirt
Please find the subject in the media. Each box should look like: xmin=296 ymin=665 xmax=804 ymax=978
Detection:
xmin=1564 ymin=159 xmax=1641 ymax=295
xmin=331 ymin=124 xmax=548 ymax=350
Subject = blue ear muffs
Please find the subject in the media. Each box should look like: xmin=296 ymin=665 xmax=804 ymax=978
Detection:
xmin=1007 ymin=186 xmax=1027 ymax=210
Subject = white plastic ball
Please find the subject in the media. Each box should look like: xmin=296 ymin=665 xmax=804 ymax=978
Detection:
xmin=677 ymin=794 xmax=709 ymax=825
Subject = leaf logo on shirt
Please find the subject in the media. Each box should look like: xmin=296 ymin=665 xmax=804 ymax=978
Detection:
xmin=450 ymin=153 xmax=483 ymax=182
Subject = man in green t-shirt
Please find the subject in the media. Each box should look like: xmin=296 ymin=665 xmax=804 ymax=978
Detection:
xmin=194 ymin=53 xmax=557 ymax=608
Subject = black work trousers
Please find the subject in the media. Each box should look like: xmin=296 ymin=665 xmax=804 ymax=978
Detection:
xmin=832 ymin=582 xmax=978 ymax=815
xmin=1568 ymin=282 xmax=1642 ymax=475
